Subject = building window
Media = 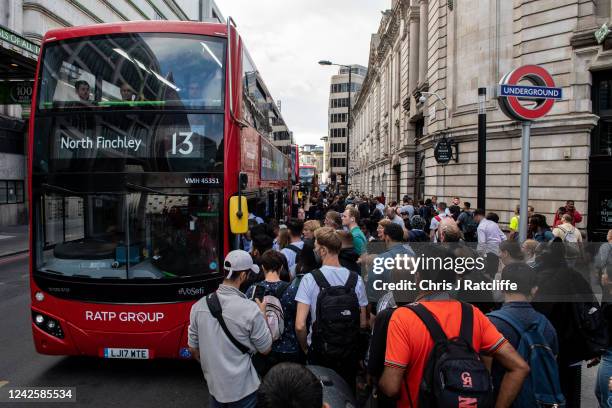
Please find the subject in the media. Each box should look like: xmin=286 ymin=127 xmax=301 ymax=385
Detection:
xmin=339 ymin=67 xmax=367 ymax=76
xmin=330 ymin=113 xmax=348 ymax=123
xmin=592 ymin=71 xmax=612 ymax=156
xmin=0 ymin=128 xmax=25 ymax=155
xmin=330 ymin=128 xmax=347 ymax=138
xmin=415 ymin=118 xmax=424 ymax=144
xmin=271 ymin=117 xmax=285 ymax=126
xmin=0 ymin=180 xmax=24 ymax=204
xmin=395 ymin=49 xmax=401 ymax=104
xmin=330 ymin=83 xmax=361 ymax=93
xmin=330 ymin=98 xmax=349 ymax=108
xmin=331 ymin=158 xmax=346 ymax=168
xmin=331 ymin=143 xmax=346 ymax=153
xmin=274 ymin=131 xmax=291 ymax=141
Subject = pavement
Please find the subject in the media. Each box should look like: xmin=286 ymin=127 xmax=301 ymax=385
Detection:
xmin=0 ymin=253 xmax=209 ymax=408
xmin=0 ymin=224 xmax=28 ymax=258
xmin=0 ymin=252 xmax=601 ymax=407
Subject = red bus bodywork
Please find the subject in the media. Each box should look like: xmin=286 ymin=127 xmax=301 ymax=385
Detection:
xmin=28 ymin=21 xmax=290 ymax=358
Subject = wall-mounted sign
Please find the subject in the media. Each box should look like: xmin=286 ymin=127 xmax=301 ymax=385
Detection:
xmin=429 ymin=105 xmax=436 ymax=124
xmin=498 ymin=65 xmax=562 ymax=121
xmin=595 ymin=23 xmax=610 ymax=44
xmin=434 ymin=138 xmax=453 ymax=164
xmin=0 ymin=81 xmax=33 ymax=105
xmin=0 ymin=25 xmax=40 ymax=57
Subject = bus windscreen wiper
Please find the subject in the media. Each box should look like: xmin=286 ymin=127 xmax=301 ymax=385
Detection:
xmin=125 ymin=182 xmax=218 ymax=197
xmin=42 ymin=183 xmax=81 ymax=195
xmin=125 ymin=182 xmax=166 ymax=195
xmin=38 ymin=269 xmax=64 ymax=275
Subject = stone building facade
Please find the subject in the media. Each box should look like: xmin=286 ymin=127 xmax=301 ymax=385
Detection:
xmin=0 ymin=0 xmax=223 ymax=227
xmin=351 ymin=0 xmax=612 ymax=239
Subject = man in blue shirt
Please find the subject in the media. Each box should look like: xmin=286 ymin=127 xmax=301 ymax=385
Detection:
xmin=366 ymin=223 xmax=415 ymax=310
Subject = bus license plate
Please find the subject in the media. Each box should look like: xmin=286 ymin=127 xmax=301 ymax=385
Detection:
xmin=103 ymin=348 xmax=149 ymax=359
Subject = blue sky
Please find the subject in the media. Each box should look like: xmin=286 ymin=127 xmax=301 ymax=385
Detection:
xmin=218 ymin=0 xmax=389 ymax=146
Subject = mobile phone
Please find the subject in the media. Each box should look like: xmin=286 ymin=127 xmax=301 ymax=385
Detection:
xmin=251 ymin=285 xmax=266 ymax=302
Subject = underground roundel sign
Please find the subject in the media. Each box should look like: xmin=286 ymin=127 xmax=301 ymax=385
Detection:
xmin=498 ymin=65 xmax=562 ymax=121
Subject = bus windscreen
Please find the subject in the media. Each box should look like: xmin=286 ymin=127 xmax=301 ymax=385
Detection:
xmin=37 ymin=33 xmax=225 ymax=110
xmin=35 ymin=189 xmax=222 ymax=280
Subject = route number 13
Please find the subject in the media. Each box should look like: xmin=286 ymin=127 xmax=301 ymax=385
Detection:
xmin=171 ymin=132 xmax=194 ymax=155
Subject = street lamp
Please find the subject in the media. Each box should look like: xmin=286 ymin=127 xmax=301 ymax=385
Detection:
xmin=319 ymin=59 xmax=353 ymax=191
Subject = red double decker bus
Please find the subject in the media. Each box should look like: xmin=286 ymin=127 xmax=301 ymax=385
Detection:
xmin=28 ymin=19 xmax=291 ymax=359
xmin=299 ymin=165 xmax=319 ymax=195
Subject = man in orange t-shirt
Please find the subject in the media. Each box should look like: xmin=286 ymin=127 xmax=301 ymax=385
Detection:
xmin=378 ymin=245 xmax=529 ymax=408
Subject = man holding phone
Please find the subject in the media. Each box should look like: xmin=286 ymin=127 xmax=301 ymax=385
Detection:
xmin=188 ymin=250 xmax=272 ymax=408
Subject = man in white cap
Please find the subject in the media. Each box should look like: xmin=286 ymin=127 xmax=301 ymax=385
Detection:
xmin=188 ymin=250 xmax=272 ymax=408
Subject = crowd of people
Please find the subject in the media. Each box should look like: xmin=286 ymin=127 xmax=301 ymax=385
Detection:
xmin=186 ymin=190 xmax=612 ymax=408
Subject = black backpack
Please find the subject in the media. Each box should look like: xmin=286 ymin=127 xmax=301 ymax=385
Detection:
xmin=462 ymin=212 xmax=478 ymax=235
xmin=420 ymin=205 xmax=434 ymax=233
xmin=310 ymin=269 xmax=361 ymax=361
xmin=366 ymin=307 xmax=399 ymax=408
xmin=407 ymin=302 xmax=494 ymax=408
xmin=368 ymin=307 xmax=397 ymax=380
xmin=569 ymin=300 xmax=608 ymax=361
xmin=285 ymin=244 xmax=302 ymax=257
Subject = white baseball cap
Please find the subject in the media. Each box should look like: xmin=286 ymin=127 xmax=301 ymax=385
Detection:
xmin=223 ymin=250 xmax=260 ymax=279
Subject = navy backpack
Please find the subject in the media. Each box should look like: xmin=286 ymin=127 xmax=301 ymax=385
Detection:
xmin=487 ymin=309 xmax=565 ymax=407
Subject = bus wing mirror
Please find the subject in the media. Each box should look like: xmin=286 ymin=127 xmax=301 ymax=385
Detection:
xmin=239 ymin=173 xmax=248 ymax=190
xmin=229 ymin=196 xmax=248 ymax=234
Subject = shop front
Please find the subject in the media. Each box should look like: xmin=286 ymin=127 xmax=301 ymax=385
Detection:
xmin=0 ymin=25 xmax=38 ymax=226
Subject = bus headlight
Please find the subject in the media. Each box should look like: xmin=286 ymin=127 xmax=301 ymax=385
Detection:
xmin=32 ymin=311 xmax=64 ymax=339
xmin=35 ymin=292 xmax=45 ymax=302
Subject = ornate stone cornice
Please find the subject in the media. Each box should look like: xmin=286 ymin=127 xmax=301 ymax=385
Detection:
xmin=353 ymin=2 xmax=406 ymax=115
xmin=571 ymin=27 xmax=612 ymax=50
xmin=418 ymin=113 xmax=599 ymax=148
xmin=406 ymin=5 xmax=420 ymax=22
xmin=23 ymin=2 xmax=71 ymax=27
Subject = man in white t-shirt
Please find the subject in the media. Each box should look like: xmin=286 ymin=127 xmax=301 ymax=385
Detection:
xmin=429 ymin=202 xmax=449 ymax=242
xmin=280 ymin=219 xmax=304 ymax=278
xmin=295 ymin=226 xmax=368 ymax=387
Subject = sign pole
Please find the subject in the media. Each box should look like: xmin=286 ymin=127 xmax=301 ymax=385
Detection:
xmin=518 ymin=121 xmax=531 ymax=242
xmin=477 ymin=87 xmax=487 ymax=210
